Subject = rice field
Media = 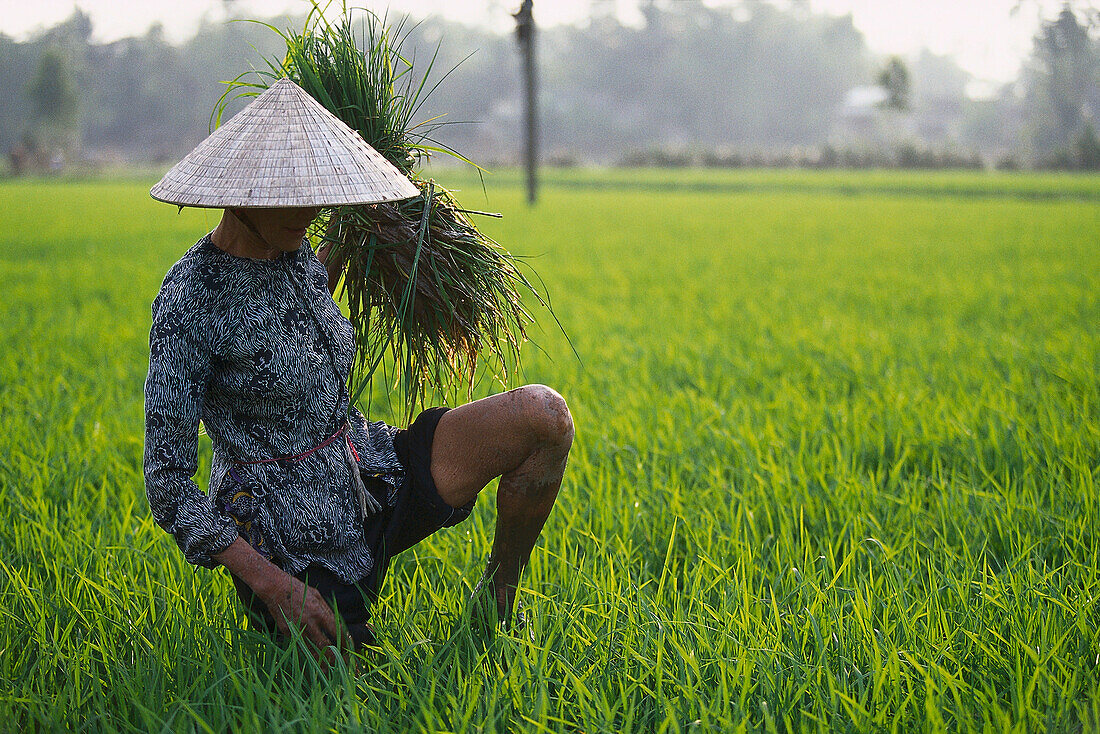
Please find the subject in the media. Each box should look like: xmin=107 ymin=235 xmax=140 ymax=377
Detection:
xmin=1 ymin=169 xmax=1098 ymax=732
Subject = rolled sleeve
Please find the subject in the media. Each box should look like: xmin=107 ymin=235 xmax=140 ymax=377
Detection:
xmin=348 ymin=405 xmax=402 ymax=469
xmin=143 ymin=279 xmax=238 ymax=568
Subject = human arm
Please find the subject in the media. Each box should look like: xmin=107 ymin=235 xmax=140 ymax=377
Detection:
xmin=143 ymin=280 xmax=239 ymax=567
xmin=314 ymin=239 xmax=345 ymax=297
xmin=144 ymin=278 xmax=352 ymax=660
xmin=213 ymin=538 xmax=352 ymax=661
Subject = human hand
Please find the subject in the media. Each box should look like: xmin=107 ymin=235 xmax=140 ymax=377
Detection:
xmin=258 ymin=571 xmax=354 ymax=668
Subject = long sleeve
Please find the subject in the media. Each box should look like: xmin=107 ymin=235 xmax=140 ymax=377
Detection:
xmin=143 ymin=277 xmax=239 ymax=569
xmin=139 ymin=235 xmax=408 ymax=583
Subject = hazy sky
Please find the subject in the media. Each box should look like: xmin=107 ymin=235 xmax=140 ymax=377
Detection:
xmin=0 ymin=0 xmax=1074 ymax=89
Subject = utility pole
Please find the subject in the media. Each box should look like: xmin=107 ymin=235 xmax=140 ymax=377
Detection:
xmin=514 ymin=0 xmax=538 ymax=204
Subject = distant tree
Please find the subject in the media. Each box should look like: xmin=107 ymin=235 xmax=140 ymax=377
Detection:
xmin=28 ymin=48 xmax=78 ymax=124
xmin=0 ymin=1 xmax=885 ymax=165
xmin=1074 ymin=123 xmax=1100 ymax=168
xmin=910 ymin=50 xmax=970 ymax=144
xmin=959 ymin=84 xmax=1026 ymax=159
xmin=1021 ymin=6 xmax=1100 ymax=157
xmin=1013 ymin=0 xmax=1099 ymax=30
xmin=538 ymin=0 xmax=871 ymax=156
xmin=588 ymin=0 xmax=616 ymax=22
xmin=26 ymin=46 xmax=80 ymax=159
xmin=514 ymin=0 xmax=538 ymax=203
xmin=38 ymin=8 xmax=92 ymax=47
xmin=0 ymin=35 xmax=39 ymax=157
xmin=877 ymin=56 xmax=911 ymax=111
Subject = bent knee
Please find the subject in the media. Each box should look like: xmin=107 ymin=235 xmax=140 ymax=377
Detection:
xmin=512 ymin=384 xmax=574 ymax=449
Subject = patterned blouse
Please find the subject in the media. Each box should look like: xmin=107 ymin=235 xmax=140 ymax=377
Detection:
xmin=143 ymin=233 xmax=404 ymax=584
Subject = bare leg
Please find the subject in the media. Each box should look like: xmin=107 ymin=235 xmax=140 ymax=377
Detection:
xmin=429 ymin=384 xmax=574 ymax=621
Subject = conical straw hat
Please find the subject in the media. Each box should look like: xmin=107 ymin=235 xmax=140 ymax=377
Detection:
xmin=150 ymin=77 xmax=420 ymax=208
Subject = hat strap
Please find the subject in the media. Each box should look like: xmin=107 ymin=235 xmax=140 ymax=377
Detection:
xmin=229 ymin=208 xmax=276 ymax=253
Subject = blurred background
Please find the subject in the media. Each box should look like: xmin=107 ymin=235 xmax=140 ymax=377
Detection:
xmin=2 ymin=0 xmax=1098 ymax=175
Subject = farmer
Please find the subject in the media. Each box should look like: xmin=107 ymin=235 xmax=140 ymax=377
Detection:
xmin=143 ymin=79 xmax=572 ymax=663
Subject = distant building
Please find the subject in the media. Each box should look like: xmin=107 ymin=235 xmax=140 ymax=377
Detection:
xmin=842 ymin=86 xmax=889 ymax=118
xmin=832 ymin=85 xmax=914 ymax=148
xmin=834 ymin=64 xmax=971 ymax=152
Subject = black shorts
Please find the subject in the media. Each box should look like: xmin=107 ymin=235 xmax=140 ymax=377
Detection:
xmin=229 ymin=407 xmax=474 ymax=650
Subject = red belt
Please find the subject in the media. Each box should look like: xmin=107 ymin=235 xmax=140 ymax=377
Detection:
xmin=231 ymin=420 xmax=359 ymax=466
xmin=228 ymin=419 xmax=381 ymax=518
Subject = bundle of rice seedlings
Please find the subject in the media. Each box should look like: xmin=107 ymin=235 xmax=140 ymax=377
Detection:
xmin=216 ymin=3 xmax=547 ymax=417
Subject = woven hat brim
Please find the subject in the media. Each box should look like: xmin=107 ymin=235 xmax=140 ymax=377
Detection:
xmin=150 ymin=78 xmax=421 ymax=208
xmin=148 ymin=187 xmax=419 ymax=209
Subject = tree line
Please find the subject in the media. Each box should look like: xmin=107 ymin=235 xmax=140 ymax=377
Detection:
xmin=3 ymin=1 xmax=1099 ymax=172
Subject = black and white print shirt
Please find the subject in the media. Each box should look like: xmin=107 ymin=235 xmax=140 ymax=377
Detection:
xmin=144 ymin=233 xmax=404 ymax=584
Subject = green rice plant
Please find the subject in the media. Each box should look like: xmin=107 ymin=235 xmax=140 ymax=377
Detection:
xmin=1 ymin=171 xmax=1099 ymax=731
xmin=215 ymin=2 xmax=543 ymax=416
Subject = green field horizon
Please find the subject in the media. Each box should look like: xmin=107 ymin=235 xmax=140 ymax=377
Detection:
xmin=1 ymin=170 xmax=1098 ymax=732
